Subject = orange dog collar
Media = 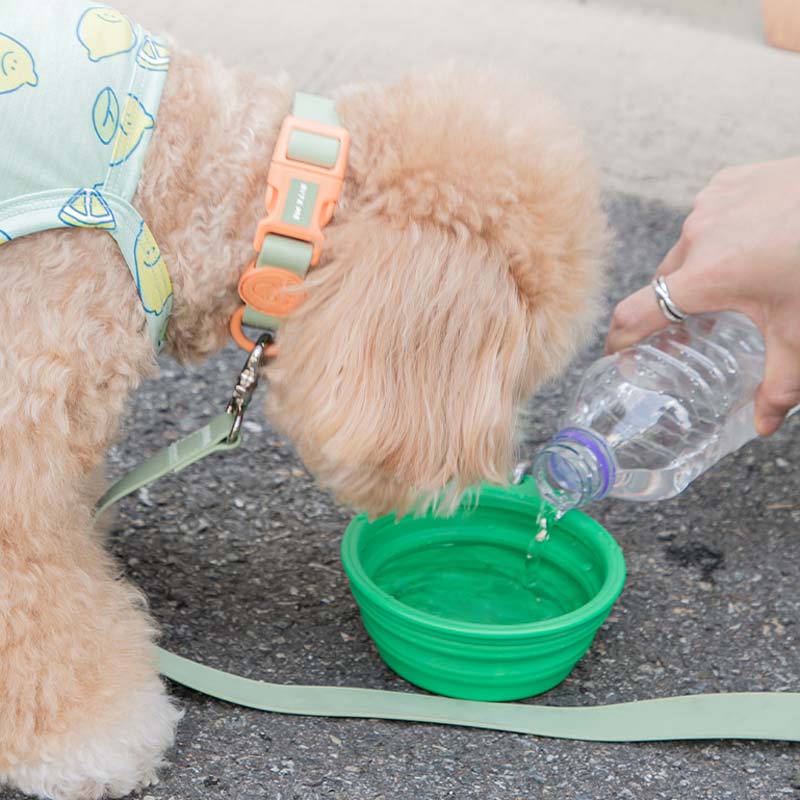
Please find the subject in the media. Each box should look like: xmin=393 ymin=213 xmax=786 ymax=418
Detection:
xmin=230 ymin=92 xmax=350 ymax=354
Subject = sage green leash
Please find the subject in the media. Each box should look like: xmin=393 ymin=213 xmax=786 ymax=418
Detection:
xmin=155 ymin=649 xmax=798 ymax=742
xmin=95 ymin=339 xmax=800 ymax=744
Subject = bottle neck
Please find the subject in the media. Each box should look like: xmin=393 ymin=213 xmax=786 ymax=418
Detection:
xmin=531 ymin=427 xmax=616 ymax=515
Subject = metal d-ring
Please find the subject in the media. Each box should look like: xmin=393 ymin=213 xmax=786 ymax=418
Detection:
xmin=225 ymin=332 xmax=276 ymax=443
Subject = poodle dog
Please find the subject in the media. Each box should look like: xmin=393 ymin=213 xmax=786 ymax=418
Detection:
xmin=0 ymin=10 xmax=607 ymax=800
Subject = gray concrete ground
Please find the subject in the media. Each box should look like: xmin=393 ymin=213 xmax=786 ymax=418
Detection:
xmin=593 ymin=0 xmax=762 ymax=40
xmin=4 ymin=195 xmax=797 ymax=800
xmin=120 ymin=0 xmax=800 ymax=207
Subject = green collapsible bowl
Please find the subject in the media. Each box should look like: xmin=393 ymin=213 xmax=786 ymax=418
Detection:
xmin=341 ymin=479 xmax=626 ymax=701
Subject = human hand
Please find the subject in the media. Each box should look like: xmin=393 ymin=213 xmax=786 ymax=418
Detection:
xmin=605 ymin=157 xmax=800 ymax=436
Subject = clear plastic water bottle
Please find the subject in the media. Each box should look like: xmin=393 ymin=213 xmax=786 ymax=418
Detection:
xmin=530 ymin=311 xmax=767 ymax=518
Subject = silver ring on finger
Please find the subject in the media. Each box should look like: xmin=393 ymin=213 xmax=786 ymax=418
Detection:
xmin=652 ymin=276 xmax=688 ymax=323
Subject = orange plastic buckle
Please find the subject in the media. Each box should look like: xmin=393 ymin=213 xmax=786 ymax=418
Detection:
xmin=237 ymin=258 xmax=308 ymax=319
xmin=230 ymin=114 xmax=350 ymax=351
xmin=253 ymin=115 xmax=350 ymax=264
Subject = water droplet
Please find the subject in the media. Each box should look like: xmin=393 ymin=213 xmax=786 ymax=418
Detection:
xmin=524 ymin=507 xmax=553 ymax=588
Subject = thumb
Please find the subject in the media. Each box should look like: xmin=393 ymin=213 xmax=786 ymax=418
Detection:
xmin=754 ymin=333 xmax=800 ymax=436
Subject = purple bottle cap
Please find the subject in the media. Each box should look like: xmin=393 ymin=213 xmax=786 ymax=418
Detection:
xmin=550 ymin=427 xmax=616 ymax=500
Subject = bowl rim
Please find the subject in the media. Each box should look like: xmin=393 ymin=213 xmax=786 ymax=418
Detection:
xmin=341 ymin=480 xmax=626 ymax=639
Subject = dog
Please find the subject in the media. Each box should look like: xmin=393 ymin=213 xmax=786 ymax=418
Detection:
xmin=0 ymin=3 xmax=607 ymax=798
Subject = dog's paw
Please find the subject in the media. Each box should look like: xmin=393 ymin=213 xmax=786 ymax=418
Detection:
xmin=0 ymin=679 xmax=182 ymax=800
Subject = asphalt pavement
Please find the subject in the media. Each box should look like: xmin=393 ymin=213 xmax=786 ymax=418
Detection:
xmin=5 ymin=194 xmax=797 ymax=800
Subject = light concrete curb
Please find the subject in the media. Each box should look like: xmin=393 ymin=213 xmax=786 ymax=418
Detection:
xmin=123 ymin=0 xmax=800 ymax=207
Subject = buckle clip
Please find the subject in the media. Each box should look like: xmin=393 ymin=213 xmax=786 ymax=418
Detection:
xmin=230 ymin=104 xmax=350 ymax=353
xmin=252 ymin=115 xmax=350 ymax=264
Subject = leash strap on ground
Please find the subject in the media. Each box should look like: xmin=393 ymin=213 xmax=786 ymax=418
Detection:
xmin=99 ymin=420 xmax=800 ymax=744
xmin=157 ymin=649 xmax=800 ymax=742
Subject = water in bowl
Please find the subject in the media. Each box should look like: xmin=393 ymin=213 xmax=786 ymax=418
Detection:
xmin=373 ymin=540 xmax=578 ymax=626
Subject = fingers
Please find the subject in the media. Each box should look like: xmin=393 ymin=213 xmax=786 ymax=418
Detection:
xmin=605 ymin=240 xmax=688 ymax=354
xmin=654 ymin=240 xmax=686 ymax=279
xmin=605 ymin=285 xmax=662 ymax=354
xmin=605 ymin=266 xmax=701 ymax=354
xmin=754 ymin=334 xmax=800 ymax=436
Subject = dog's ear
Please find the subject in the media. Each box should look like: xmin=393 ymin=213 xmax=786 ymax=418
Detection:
xmin=267 ymin=215 xmax=533 ymax=516
xmin=267 ymin=69 xmax=608 ymax=517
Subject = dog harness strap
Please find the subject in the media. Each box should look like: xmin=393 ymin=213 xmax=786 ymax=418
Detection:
xmin=98 ymin=421 xmax=800 ymax=744
xmin=230 ymin=92 xmax=350 ymax=351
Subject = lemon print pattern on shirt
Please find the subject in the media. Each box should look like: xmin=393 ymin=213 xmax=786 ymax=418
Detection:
xmin=136 ymin=36 xmax=170 ymax=72
xmin=77 ymin=7 xmax=137 ymax=62
xmin=0 ymin=2 xmax=172 ymax=350
xmin=110 ymin=94 xmax=154 ymax=166
xmin=58 ymin=187 xmax=117 ymax=229
xmin=0 ymin=32 xmax=38 ymax=95
xmin=92 ymin=85 xmax=120 ymax=144
xmin=134 ymin=220 xmax=172 ymax=315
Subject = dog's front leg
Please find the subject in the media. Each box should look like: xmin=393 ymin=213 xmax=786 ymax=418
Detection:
xmin=0 ymin=506 xmax=182 ymax=800
xmin=0 ymin=232 xmax=181 ymax=800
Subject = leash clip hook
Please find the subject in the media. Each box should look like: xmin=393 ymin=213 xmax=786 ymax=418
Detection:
xmin=225 ymin=332 xmax=275 ymax=443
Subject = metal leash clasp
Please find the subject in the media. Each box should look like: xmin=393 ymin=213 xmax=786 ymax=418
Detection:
xmin=226 ymin=332 xmax=275 ymax=443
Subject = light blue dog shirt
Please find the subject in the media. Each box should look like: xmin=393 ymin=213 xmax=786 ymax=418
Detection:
xmin=0 ymin=1 xmax=172 ymax=349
